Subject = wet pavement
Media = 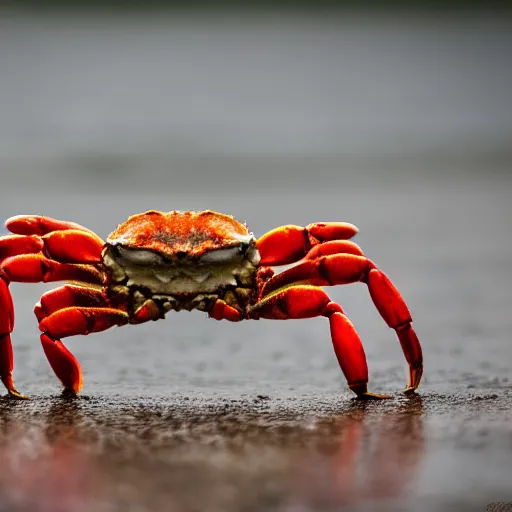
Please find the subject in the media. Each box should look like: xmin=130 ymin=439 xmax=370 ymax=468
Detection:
xmin=0 ymin=390 xmax=510 ymax=512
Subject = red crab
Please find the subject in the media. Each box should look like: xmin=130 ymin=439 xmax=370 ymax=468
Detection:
xmin=0 ymin=210 xmax=422 ymax=399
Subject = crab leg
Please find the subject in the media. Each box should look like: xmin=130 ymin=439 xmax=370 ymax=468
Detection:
xmin=0 ymin=231 xmax=103 ymax=266
xmin=42 ymin=230 xmax=104 ymax=263
xmin=209 ymin=299 xmax=242 ymax=322
xmin=2 ymin=254 xmax=104 ymax=285
xmin=6 ymin=214 xmax=98 ymax=237
xmin=249 ymin=285 xmax=390 ymax=399
xmin=256 ymin=222 xmax=359 ymax=266
xmin=35 ymin=285 xmax=128 ymax=395
xmin=261 ymin=254 xmax=423 ymax=392
xmin=39 ymin=307 xmax=129 ymax=344
xmin=0 ymin=236 xmax=46 ymax=394
xmin=0 ymin=234 xmax=44 ymax=259
xmin=302 ymin=240 xmax=365 ymax=260
xmin=34 ymin=285 xmax=111 ymax=322
xmin=0 ymin=277 xmax=24 ymax=398
xmin=37 ymin=295 xmax=129 ymax=394
xmin=0 ymin=239 xmax=42 ymax=397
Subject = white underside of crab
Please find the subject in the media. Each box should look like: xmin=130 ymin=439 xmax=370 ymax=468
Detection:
xmin=103 ymin=243 xmax=261 ymax=295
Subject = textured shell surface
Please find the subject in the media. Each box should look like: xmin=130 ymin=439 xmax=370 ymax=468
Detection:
xmin=107 ymin=210 xmax=253 ymax=259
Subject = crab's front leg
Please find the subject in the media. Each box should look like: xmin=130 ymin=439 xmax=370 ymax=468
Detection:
xmin=36 ymin=285 xmax=129 ymax=395
xmin=261 ymin=254 xmax=423 ymax=393
xmin=249 ymin=285 xmax=390 ymax=399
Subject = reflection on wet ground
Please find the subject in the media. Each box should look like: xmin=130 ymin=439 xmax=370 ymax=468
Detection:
xmin=0 ymin=394 xmax=426 ymax=512
xmin=1 ymin=391 xmax=509 ymax=511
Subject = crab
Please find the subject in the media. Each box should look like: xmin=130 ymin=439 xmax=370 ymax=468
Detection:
xmin=0 ymin=210 xmax=422 ymax=400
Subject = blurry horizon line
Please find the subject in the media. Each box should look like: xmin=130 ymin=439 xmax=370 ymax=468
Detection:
xmin=2 ymin=152 xmax=511 ymax=194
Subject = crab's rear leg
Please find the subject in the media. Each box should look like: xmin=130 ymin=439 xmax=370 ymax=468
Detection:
xmin=249 ymin=285 xmax=390 ymax=399
xmin=36 ymin=285 xmax=129 ymax=395
xmin=256 ymin=222 xmax=359 ymax=266
xmin=0 ymin=279 xmax=24 ymax=398
xmin=261 ymin=254 xmax=423 ymax=393
xmin=0 ymin=236 xmax=45 ymax=397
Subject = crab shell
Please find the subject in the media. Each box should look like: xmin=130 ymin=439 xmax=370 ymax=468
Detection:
xmin=102 ymin=210 xmax=261 ymax=301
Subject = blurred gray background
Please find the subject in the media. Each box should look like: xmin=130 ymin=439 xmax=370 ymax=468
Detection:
xmin=0 ymin=4 xmax=511 ymax=512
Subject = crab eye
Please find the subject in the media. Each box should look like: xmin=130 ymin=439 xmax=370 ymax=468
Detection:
xmin=117 ymin=247 xmax=164 ymax=265
xmin=239 ymin=241 xmax=250 ymax=255
xmin=199 ymin=246 xmax=242 ymax=264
